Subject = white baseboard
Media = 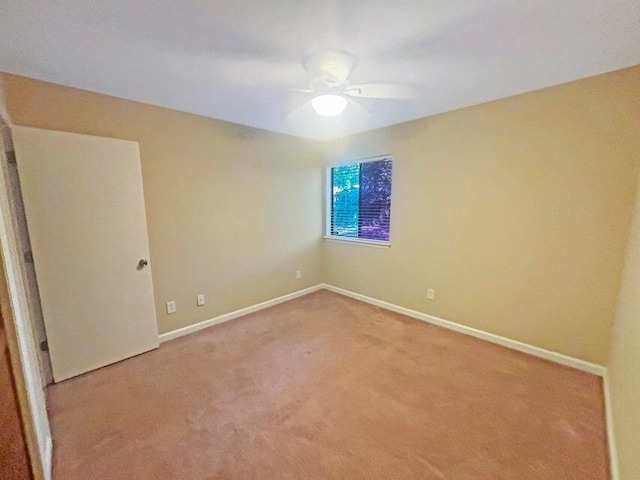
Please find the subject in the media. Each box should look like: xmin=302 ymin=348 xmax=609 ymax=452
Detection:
xmin=158 ymin=284 xmax=325 ymax=343
xmin=602 ymin=372 xmax=619 ymax=480
xmin=161 ymin=282 xmax=607 ymax=375
xmin=43 ymin=434 xmax=52 ymax=480
xmin=321 ymin=284 xmax=606 ymax=377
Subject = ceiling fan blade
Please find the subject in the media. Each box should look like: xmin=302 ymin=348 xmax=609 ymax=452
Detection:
xmin=289 ymin=87 xmax=314 ymax=94
xmin=346 ymin=83 xmax=416 ymax=100
xmin=344 ymin=95 xmax=370 ymax=114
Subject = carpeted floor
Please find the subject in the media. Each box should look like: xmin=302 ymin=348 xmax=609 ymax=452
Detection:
xmin=48 ymin=290 xmax=609 ymax=479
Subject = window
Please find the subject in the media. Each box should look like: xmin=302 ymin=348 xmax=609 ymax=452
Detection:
xmin=326 ymin=156 xmax=393 ymax=244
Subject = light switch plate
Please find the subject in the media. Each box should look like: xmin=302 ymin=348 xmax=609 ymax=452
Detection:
xmin=166 ymin=300 xmax=176 ymax=314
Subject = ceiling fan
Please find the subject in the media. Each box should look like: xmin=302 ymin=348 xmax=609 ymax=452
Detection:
xmin=296 ymin=49 xmax=414 ymax=116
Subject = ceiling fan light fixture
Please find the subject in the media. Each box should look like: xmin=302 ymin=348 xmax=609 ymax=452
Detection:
xmin=311 ymin=94 xmax=348 ymax=116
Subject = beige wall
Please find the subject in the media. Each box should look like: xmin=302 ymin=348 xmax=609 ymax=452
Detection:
xmin=608 ymin=170 xmax=640 ymax=479
xmin=1 ymin=73 xmax=323 ymax=334
xmin=3 ymin=67 xmax=640 ymax=368
xmin=322 ymin=66 xmax=640 ymax=365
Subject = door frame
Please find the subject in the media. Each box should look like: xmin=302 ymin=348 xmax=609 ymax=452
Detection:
xmin=0 ymin=125 xmax=50 ymax=480
xmin=0 ymin=249 xmax=43 ymax=480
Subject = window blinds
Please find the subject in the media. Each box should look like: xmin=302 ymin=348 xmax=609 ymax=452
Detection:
xmin=330 ymin=158 xmax=392 ymax=242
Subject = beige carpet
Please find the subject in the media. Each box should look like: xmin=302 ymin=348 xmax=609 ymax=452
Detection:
xmin=48 ymin=290 xmax=609 ymax=479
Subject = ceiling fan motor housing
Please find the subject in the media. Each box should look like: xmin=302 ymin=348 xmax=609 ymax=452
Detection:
xmin=302 ymin=49 xmax=357 ymax=89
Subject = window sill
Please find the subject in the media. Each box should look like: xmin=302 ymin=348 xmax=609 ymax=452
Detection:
xmin=323 ymin=236 xmax=391 ymax=249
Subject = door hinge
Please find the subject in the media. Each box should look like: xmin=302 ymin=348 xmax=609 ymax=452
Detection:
xmin=40 ymin=340 xmax=49 ymax=352
xmin=6 ymin=150 xmax=16 ymax=165
xmin=24 ymin=251 xmax=33 ymax=263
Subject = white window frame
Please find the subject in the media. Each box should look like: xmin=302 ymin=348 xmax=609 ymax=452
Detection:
xmin=324 ymin=154 xmax=393 ymax=248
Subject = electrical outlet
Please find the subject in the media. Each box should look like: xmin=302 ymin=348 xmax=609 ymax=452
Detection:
xmin=166 ymin=301 xmax=176 ymax=314
xmin=427 ymin=289 xmax=435 ymax=300
xmin=295 ymin=270 xmax=302 ymax=280
xmin=197 ymin=294 xmax=205 ymax=306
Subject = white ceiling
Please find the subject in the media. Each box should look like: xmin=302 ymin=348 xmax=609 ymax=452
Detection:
xmin=1 ymin=0 xmax=639 ymax=140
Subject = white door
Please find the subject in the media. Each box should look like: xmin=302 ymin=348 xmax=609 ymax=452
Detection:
xmin=13 ymin=126 xmax=159 ymax=382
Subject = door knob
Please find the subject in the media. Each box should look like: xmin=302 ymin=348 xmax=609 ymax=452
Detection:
xmin=138 ymin=259 xmax=149 ymax=268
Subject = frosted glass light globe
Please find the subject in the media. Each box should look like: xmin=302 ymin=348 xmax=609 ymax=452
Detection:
xmin=311 ymin=94 xmax=348 ymax=116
